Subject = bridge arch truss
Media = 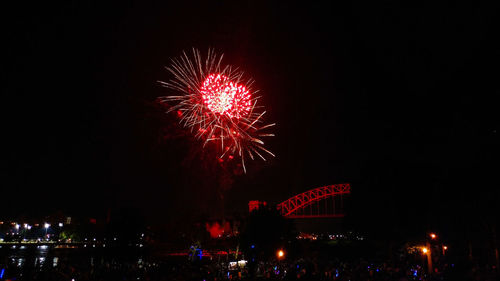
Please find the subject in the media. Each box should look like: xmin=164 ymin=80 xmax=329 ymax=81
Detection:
xmin=276 ymin=183 xmax=351 ymax=219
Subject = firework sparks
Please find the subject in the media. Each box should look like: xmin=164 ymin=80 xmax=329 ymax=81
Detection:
xmin=158 ymin=49 xmax=274 ymax=173
xmin=200 ymin=73 xmax=252 ymax=119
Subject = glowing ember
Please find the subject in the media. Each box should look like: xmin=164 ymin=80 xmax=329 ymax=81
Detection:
xmin=200 ymin=74 xmax=251 ymax=118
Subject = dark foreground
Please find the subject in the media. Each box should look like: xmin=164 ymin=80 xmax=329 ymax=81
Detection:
xmin=0 ymin=245 xmax=498 ymax=281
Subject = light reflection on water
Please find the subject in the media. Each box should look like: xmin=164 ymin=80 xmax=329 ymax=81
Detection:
xmin=1 ymin=245 xmax=145 ymax=270
xmin=0 ymin=244 xmax=155 ymax=280
xmin=2 ymin=245 xmax=157 ymax=281
xmin=2 ymin=244 xmax=61 ymax=270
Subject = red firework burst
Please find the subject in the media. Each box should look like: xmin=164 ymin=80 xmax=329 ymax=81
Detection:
xmin=158 ymin=49 xmax=275 ymax=173
xmin=200 ymin=74 xmax=252 ymax=119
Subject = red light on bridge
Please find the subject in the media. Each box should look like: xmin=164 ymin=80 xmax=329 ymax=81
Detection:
xmin=276 ymin=183 xmax=351 ymax=218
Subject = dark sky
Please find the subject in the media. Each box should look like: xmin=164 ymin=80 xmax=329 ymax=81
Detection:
xmin=2 ymin=1 xmax=498 ymax=237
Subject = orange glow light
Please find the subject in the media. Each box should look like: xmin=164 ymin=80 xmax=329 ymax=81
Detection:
xmin=430 ymin=233 xmax=436 ymax=239
xmin=277 ymin=250 xmax=284 ymax=258
xmin=422 ymin=247 xmax=428 ymax=254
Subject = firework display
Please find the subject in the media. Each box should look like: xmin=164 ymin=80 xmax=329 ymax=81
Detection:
xmin=158 ymin=49 xmax=275 ymax=172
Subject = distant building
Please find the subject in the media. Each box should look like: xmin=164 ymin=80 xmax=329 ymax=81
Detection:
xmin=248 ymin=200 xmax=268 ymax=212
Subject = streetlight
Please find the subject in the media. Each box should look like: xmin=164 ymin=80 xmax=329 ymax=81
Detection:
xmin=44 ymin=223 xmax=50 ymax=238
xmin=422 ymin=244 xmax=433 ymax=274
xmin=277 ymin=249 xmax=285 ymax=259
xmin=430 ymin=233 xmax=437 ymax=240
xmin=23 ymin=224 xmax=30 ymax=240
xmin=276 ymin=249 xmax=285 ymax=277
xmin=443 ymin=245 xmax=448 ymax=256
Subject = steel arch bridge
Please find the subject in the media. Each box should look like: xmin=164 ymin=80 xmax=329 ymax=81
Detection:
xmin=276 ymin=183 xmax=351 ymax=219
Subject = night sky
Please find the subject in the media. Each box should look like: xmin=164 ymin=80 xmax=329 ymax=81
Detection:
xmin=2 ymin=1 xmax=498 ymax=238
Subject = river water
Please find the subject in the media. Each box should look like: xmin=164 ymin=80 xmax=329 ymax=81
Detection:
xmin=0 ymin=244 xmax=153 ymax=280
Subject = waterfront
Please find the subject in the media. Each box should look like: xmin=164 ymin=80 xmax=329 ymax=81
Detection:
xmin=1 ymin=241 xmax=499 ymax=280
